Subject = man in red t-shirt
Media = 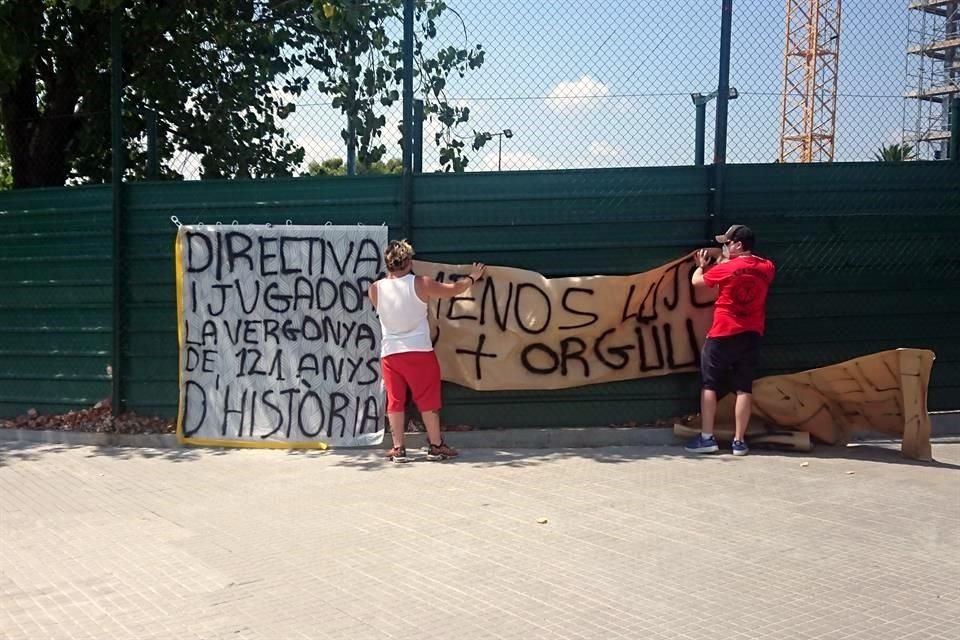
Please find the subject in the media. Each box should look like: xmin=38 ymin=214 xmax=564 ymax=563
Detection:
xmin=685 ymin=224 xmax=775 ymax=456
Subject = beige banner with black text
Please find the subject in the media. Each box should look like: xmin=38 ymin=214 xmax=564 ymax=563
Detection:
xmin=414 ymin=253 xmax=716 ymax=391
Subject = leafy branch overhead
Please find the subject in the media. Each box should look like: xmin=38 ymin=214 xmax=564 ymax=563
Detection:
xmin=313 ymin=0 xmax=487 ymax=172
xmin=0 ymin=0 xmax=488 ymax=188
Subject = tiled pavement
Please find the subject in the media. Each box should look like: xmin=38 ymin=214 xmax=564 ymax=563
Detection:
xmin=1 ymin=440 xmax=958 ymax=639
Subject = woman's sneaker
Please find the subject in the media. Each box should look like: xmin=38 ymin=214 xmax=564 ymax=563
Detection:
xmin=426 ymin=441 xmax=458 ymax=461
xmin=684 ymin=434 xmax=719 ymax=454
xmin=385 ymin=446 xmax=409 ymax=463
xmin=732 ymin=440 xmax=749 ymax=456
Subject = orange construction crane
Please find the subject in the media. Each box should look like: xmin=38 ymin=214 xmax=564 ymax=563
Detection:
xmin=778 ymin=0 xmax=843 ymax=162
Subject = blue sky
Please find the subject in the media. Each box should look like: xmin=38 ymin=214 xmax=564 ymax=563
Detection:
xmin=180 ymin=1 xmax=922 ymax=174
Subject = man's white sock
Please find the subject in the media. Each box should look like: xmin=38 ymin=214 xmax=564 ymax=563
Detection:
xmin=701 ymin=432 xmax=713 ymax=440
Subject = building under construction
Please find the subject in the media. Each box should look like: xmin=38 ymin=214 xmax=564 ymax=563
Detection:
xmin=905 ymin=1 xmax=959 ymax=159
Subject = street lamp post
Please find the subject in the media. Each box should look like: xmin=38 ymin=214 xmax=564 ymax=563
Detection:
xmin=690 ymin=88 xmax=738 ymax=166
xmin=482 ymin=129 xmax=514 ymax=170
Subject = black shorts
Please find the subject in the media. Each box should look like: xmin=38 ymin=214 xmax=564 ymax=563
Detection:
xmin=700 ymin=331 xmax=761 ymax=395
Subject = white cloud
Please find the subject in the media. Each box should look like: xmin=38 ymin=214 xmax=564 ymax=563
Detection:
xmin=545 ymin=76 xmax=611 ymax=112
xmin=881 ymin=127 xmax=909 ymax=146
xmin=587 ymin=140 xmax=621 ymax=159
xmin=292 ymin=103 xmax=403 ymax=171
xmin=269 ymin=85 xmax=291 ymax=107
xmin=285 ymin=97 xmax=490 ymax=173
xmin=471 ymin=149 xmax=561 ymax=172
xmin=294 ymin=132 xmax=350 ymax=165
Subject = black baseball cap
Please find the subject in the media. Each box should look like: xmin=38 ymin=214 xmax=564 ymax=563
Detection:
xmin=715 ymin=224 xmax=755 ymax=250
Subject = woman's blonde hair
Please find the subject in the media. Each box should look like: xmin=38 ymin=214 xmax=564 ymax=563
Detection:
xmin=384 ymin=239 xmax=415 ymax=272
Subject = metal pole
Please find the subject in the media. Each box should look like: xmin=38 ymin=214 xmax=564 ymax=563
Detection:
xmin=950 ymin=97 xmax=960 ymax=162
xmin=346 ymin=117 xmax=356 ymax=175
xmin=498 ymin=134 xmax=502 ymax=171
xmin=714 ymin=0 xmax=733 ymax=166
xmin=694 ymin=102 xmax=706 ymax=166
xmin=110 ymin=4 xmax=125 ymax=415
xmin=146 ymin=106 xmax=158 ymax=179
xmin=401 ymin=0 xmax=414 ymax=239
xmin=711 ymin=0 xmax=734 ymax=239
xmin=413 ymin=99 xmax=424 ymax=174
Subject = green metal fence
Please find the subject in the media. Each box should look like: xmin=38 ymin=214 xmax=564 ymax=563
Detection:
xmin=1 ymin=162 xmax=958 ymax=426
xmin=0 ymin=186 xmax=113 ymax=414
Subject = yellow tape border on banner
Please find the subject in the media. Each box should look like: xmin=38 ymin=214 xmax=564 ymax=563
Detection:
xmin=173 ymin=227 xmax=329 ymax=451
xmin=175 ymin=229 xmax=186 ymax=442
xmin=176 ymin=436 xmax=331 ymax=450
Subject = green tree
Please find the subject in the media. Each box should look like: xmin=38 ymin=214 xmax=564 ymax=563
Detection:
xmin=360 ymin=157 xmax=403 ymax=175
xmin=0 ymin=127 xmax=11 ymax=190
xmin=313 ymin=1 xmax=486 ymax=172
xmin=874 ymin=142 xmax=915 ymax=162
xmin=0 ymin=0 xmax=486 ymax=189
xmin=304 ymin=156 xmax=402 ymax=176
xmin=306 ymin=158 xmax=346 ymax=176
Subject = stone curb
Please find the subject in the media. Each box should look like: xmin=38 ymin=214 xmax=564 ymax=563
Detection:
xmin=0 ymin=428 xmax=676 ymax=450
xmin=0 ymin=429 xmax=180 ymax=449
xmin=1 ymin=412 xmax=958 ymax=450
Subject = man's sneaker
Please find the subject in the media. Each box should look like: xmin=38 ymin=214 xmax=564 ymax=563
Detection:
xmin=385 ymin=446 xmax=408 ymax=463
xmin=684 ymin=434 xmax=719 ymax=454
xmin=732 ymin=439 xmax=749 ymax=456
xmin=426 ymin=441 xmax=458 ymax=461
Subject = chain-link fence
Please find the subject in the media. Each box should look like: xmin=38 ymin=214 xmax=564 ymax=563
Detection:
xmin=0 ymin=1 xmax=956 ymax=188
xmin=444 ymin=0 xmax=954 ymax=167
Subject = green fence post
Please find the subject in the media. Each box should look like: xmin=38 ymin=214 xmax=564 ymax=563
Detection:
xmin=413 ymin=99 xmax=424 ymax=174
xmin=711 ymin=0 xmax=734 ymax=239
xmin=694 ymin=101 xmax=706 ymax=167
xmin=110 ymin=4 xmax=125 ymax=415
xmin=346 ymin=117 xmax=356 ymax=176
xmin=146 ymin=106 xmax=158 ymax=179
xmin=401 ymin=0 xmax=415 ymax=240
xmin=950 ymin=98 xmax=959 ymax=162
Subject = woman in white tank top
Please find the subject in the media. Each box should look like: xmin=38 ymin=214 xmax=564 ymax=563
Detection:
xmin=368 ymin=239 xmax=485 ymax=463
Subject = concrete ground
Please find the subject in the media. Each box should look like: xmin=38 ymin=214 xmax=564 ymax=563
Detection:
xmin=1 ymin=440 xmax=958 ymax=640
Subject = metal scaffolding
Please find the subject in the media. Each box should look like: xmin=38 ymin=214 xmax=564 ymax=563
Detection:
xmin=905 ymin=1 xmax=960 ymax=159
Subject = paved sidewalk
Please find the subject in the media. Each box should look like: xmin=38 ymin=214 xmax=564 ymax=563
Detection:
xmin=1 ymin=441 xmax=958 ymax=640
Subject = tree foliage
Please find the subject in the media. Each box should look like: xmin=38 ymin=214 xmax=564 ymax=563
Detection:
xmin=0 ymin=0 xmax=487 ymax=189
xmin=304 ymin=156 xmax=402 ymax=176
xmin=0 ymin=126 xmax=11 ymax=189
xmin=314 ymin=0 xmax=487 ymax=172
xmin=874 ymin=142 xmax=915 ymax=162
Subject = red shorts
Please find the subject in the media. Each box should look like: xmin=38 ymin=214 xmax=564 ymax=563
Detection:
xmin=380 ymin=350 xmax=442 ymax=413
